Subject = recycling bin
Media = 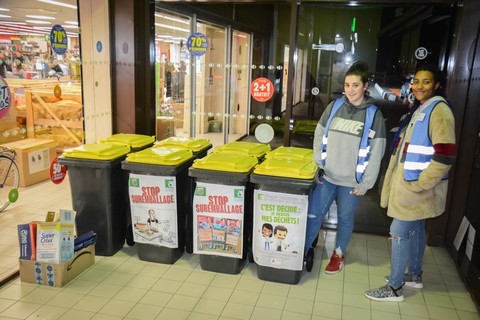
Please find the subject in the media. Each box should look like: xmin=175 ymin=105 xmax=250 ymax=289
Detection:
xmin=58 ymin=143 xmax=131 ymax=256
xmin=154 ymin=137 xmax=212 ymax=254
xmin=213 ymin=141 xmax=271 ymax=162
xmin=155 ymin=137 xmax=212 ymax=159
xmin=264 ymin=146 xmax=313 ymax=161
xmin=99 ymin=133 xmax=156 ymax=245
xmin=99 ymin=133 xmax=155 ymax=152
xmin=122 ymin=146 xmax=194 ymax=264
xmin=189 ymin=152 xmax=258 ymax=274
xmin=249 ymin=155 xmax=317 ymax=284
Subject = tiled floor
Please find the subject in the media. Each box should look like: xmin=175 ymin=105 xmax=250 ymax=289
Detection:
xmin=0 ymin=179 xmax=479 ymax=319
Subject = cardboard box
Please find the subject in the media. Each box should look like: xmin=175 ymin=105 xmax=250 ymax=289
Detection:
xmin=156 ymin=116 xmax=175 ymax=141
xmin=1 ymin=138 xmax=58 ymax=187
xmin=19 ymin=244 xmax=95 ymax=287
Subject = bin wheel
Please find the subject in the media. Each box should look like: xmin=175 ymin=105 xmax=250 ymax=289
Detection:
xmin=305 ymin=248 xmax=314 ymax=272
xmin=126 ymin=225 xmax=135 ymax=246
xmin=312 ymin=234 xmax=319 ymax=248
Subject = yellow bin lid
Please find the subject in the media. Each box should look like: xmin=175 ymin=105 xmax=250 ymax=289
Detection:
xmin=192 ymin=152 xmax=258 ymax=173
xmin=265 ymin=146 xmax=313 ymax=161
xmin=254 ymin=158 xmax=317 ymax=179
xmin=99 ymin=134 xmax=155 ymax=150
xmin=125 ymin=146 xmax=193 ymax=165
xmin=62 ymin=142 xmax=130 ymax=161
xmin=155 ymin=137 xmax=211 ymax=152
xmin=213 ymin=141 xmax=271 ymax=158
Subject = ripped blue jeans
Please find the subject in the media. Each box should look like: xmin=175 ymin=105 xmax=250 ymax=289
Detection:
xmin=388 ymin=218 xmax=426 ymax=289
xmin=304 ymin=178 xmax=361 ymax=254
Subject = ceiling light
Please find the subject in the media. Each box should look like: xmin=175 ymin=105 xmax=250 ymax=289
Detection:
xmin=26 ymin=20 xmax=52 ymax=24
xmin=64 ymin=20 xmax=78 ymax=25
xmin=1 ymin=22 xmax=27 ymax=25
xmin=0 ymin=8 xmax=10 ymax=12
xmin=26 ymin=15 xmax=55 ymax=20
xmin=37 ymin=0 xmax=77 ymax=10
xmin=154 ymin=13 xmax=189 ymax=25
xmin=154 ymin=23 xmax=189 ymax=33
xmin=0 ymin=14 xmax=11 ymax=18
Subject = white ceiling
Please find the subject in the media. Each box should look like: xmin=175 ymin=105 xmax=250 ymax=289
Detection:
xmin=0 ymin=0 xmax=78 ymax=38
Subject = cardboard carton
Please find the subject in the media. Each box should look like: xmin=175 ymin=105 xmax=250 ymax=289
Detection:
xmin=156 ymin=116 xmax=175 ymax=141
xmin=19 ymin=245 xmax=95 ymax=287
xmin=0 ymin=138 xmax=58 ymax=187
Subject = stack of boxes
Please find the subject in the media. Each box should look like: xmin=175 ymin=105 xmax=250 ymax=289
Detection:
xmin=17 ymin=209 xmax=96 ymax=287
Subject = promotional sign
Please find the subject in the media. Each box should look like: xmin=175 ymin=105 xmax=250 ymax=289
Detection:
xmin=50 ymin=24 xmax=68 ymax=55
xmin=50 ymin=157 xmax=67 ymax=184
xmin=250 ymin=77 xmax=274 ymax=102
xmin=193 ymin=182 xmax=245 ymax=258
xmin=187 ymin=32 xmax=209 ymax=56
xmin=128 ymin=174 xmax=178 ymax=248
xmin=0 ymin=78 xmax=12 ymax=119
xmin=253 ymin=190 xmax=308 ymax=271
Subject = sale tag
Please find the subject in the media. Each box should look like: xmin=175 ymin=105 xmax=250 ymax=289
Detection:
xmin=187 ymin=32 xmax=209 ymax=56
xmin=50 ymin=24 xmax=68 ymax=55
xmin=250 ymin=77 xmax=274 ymax=102
xmin=50 ymin=157 xmax=67 ymax=184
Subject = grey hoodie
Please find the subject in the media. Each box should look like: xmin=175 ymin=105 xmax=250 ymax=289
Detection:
xmin=313 ymin=96 xmax=387 ymax=194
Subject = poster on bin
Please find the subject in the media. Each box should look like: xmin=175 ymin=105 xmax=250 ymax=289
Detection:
xmin=128 ymin=174 xmax=178 ymax=248
xmin=193 ymin=182 xmax=244 ymax=258
xmin=253 ymin=189 xmax=308 ymax=271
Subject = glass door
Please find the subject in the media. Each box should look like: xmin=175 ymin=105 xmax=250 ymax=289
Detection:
xmin=227 ymin=30 xmax=251 ymax=143
xmin=193 ymin=21 xmax=227 ymax=147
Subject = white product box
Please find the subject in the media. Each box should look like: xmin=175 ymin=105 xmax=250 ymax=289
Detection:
xmin=36 ymin=210 xmax=75 ymax=264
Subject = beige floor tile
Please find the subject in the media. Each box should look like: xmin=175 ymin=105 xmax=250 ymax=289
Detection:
xmin=125 ymin=275 xmax=157 ymax=290
xmin=456 ymin=310 xmax=480 ymax=320
xmin=280 ymin=310 xmax=311 ymax=320
xmin=399 ymin=302 xmax=430 ymax=318
xmin=343 ymin=292 xmax=370 ymax=309
xmin=427 ymin=305 xmax=460 ymax=320
xmin=71 ymin=295 xmax=109 ymax=312
xmin=78 ymin=268 xmax=112 ymax=283
xmin=341 ymin=305 xmax=371 ymax=320
xmin=371 ymin=309 xmax=401 ymax=320
xmin=250 ymin=306 xmax=282 ymax=320
xmin=176 ymin=282 xmax=208 ymax=298
xmin=124 ymin=303 xmax=163 ymax=320
xmin=220 ymin=302 xmax=254 ymax=320
xmin=151 ymin=278 xmax=183 ymax=293
xmin=235 ymin=277 xmax=264 ymax=293
xmin=256 ymin=292 xmax=287 ymax=310
xmin=97 ymin=299 xmax=136 ymax=317
xmin=62 ymin=279 xmax=99 ymax=294
xmin=139 ymin=290 xmax=173 ymax=307
xmin=45 ymin=291 xmax=84 ymax=308
xmin=188 ymin=312 xmax=219 ymax=320
xmin=165 ymin=294 xmax=199 ymax=312
xmin=90 ymin=314 xmax=124 ymax=319
xmin=283 ymin=297 xmax=314 ymax=314
xmin=57 ymin=308 xmax=95 ymax=320
xmin=451 ymin=296 xmax=480 ymax=313
xmin=185 ymin=270 xmax=216 ymax=285
xmin=20 ymin=287 xmax=60 ymax=304
xmin=312 ymin=300 xmax=342 ymax=318
xmin=0 ymin=283 xmax=36 ymax=300
xmin=228 ymin=289 xmax=260 ymax=305
xmin=26 ymin=304 xmax=68 ymax=320
xmin=162 ymin=267 xmax=192 ymax=282
xmin=209 ymin=273 xmax=241 ymax=289
xmin=287 ymin=285 xmax=316 ymax=301
xmin=261 ymin=282 xmax=290 ymax=297
xmin=193 ymin=298 xmax=227 ymax=316
xmin=0 ymin=298 xmax=15 ymax=313
xmin=88 ymin=283 xmax=123 ymax=299
xmin=423 ymin=291 xmax=454 ymax=308
xmin=102 ymin=271 xmax=136 ymax=286
xmin=0 ymin=301 xmax=42 ymax=319
xmin=113 ymin=286 xmax=148 ymax=302
xmin=202 ymin=287 xmax=233 ymax=302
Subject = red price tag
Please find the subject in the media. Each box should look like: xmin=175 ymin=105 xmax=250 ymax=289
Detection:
xmin=250 ymin=77 xmax=274 ymax=102
xmin=50 ymin=157 xmax=67 ymax=184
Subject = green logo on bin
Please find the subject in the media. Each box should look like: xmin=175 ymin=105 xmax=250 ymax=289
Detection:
xmin=195 ymin=186 xmax=206 ymax=196
xmin=165 ymin=179 xmax=174 ymax=188
xmin=234 ymin=189 xmax=243 ymax=199
xmin=129 ymin=178 xmax=140 ymax=187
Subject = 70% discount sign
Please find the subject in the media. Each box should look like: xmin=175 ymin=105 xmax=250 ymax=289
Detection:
xmin=187 ymin=33 xmax=209 ymax=56
xmin=50 ymin=24 xmax=68 ymax=55
xmin=250 ymin=77 xmax=274 ymax=102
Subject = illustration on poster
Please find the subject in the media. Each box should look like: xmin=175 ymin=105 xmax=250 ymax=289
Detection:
xmin=261 ymin=223 xmax=273 ymax=251
xmin=274 ymin=225 xmax=291 ymax=252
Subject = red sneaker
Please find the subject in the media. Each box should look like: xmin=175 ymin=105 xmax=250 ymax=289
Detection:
xmin=325 ymin=251 xmax=344 ymax=274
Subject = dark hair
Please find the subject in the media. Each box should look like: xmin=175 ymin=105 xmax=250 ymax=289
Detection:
xmin=345 ymin=61 xmax=369 ymax=84
xmin=262 ymin=223 xmax=273 ymax=237
xmin=414 ymin=64 xmax=447 ymax=98
xmin=274 ymin=225 xmax=288 ymax=234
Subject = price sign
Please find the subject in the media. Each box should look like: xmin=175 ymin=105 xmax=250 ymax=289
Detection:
xmin=50 ymin=157 xmax=67 ymax=184
xmin=187 ymin=32 xmax=209 ymax=56
xmin=0 ymin=78 xmax=12 ymax=119
xmin=50 ymin=24 xmax=68 ymax=55
xmin=250 ymin=77 xmax=274 ymax=102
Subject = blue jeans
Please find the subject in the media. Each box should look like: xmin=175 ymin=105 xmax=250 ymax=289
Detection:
xmin=304 ymin=178 xmax=361 ymax=254
xmin=388 ymin=218 xmax=426 ymax=289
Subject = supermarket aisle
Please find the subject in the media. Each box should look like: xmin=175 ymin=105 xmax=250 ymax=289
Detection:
xmin=0 ymin=179 xmax=479 ymax=320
